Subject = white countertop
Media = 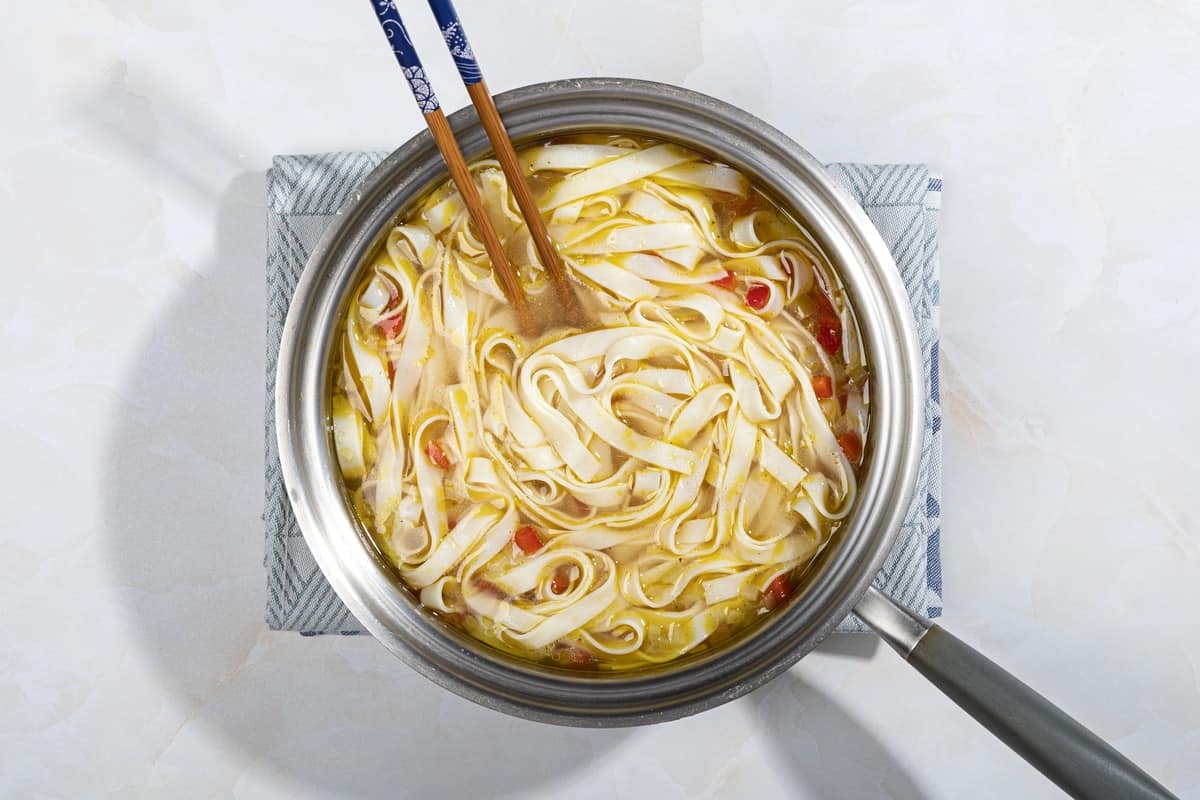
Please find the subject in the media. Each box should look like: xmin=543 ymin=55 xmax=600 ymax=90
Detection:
xmin=5 ymin=1 xmax=1199 ymax=797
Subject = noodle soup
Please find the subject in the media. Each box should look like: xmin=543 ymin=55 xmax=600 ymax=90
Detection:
xmin=331 ymin=134 xmax=867 ymax=669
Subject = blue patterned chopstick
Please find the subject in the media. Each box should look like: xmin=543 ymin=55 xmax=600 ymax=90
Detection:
xmin=364 ymin=0 xmax=540 ymax=334
xmin=369 ymin=0 xmax=440 ymax=113
xmin=426 ymin=0 xmax=483 ymax=85
xmin=423 ymin=0 xmax=581 ymax=314
xmin=367 ymin=0 xmax=578 ymax=318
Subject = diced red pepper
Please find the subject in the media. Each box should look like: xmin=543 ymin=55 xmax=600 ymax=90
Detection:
xmin=711 ymin=270 xmax=737 ymax=291
xmin=377 ymin=312 xmax=406 ymax=339
xmin=816 ymin=315 xmax=842 ymax=355
xmin=718 ymin=193 xmax=760 ymax=219
xmin=838 ymin=431 xmax=863 ymax=465
xmin=764 ymin=574 xmax=792 ymax=609
xmin=475 ymin=579 xmax=506 ymax=599
xmin=514 ymin=525 xmax=544 ymax=555
xmin=812 ymin=374 xmax=833 ymax=399
xmin=567 ymin=646 xmax=595 ymax=666
xmin=780 ymin=252 xmax=795 ymax=278
xmin=812 ymin=287 xmax=836 ymax=317
xmin=745 ymin=283 xmax=770 ymax=310
xmin=550 ymin=566 xmax=570 ymax=594
xmin=425 ymin=440 xmax=451 ymax=470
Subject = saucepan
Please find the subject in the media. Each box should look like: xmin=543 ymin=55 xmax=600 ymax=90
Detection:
xmin=275 ymin=78 xmax=1174 ymax=799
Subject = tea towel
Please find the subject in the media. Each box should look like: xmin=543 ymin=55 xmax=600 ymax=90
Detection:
xmin=264 ymin=152 xmax=943 ymax=634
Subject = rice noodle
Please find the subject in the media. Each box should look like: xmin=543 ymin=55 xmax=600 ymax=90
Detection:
xmin=331 ymin=134 xmax=867 ymax=668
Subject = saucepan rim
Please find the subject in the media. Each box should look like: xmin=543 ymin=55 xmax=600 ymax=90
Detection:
xmin=275 ymin=77 xmax=924 ymax=726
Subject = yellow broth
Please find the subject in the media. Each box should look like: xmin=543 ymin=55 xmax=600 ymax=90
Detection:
xmin=331 ymin=134 xmax=867 ymax=670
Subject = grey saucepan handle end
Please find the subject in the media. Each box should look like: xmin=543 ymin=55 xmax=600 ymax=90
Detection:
xmin=854 ymin=587 xmax=1177 ymax=800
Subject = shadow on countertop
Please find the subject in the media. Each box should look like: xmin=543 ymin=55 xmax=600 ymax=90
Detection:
xmin=100 ymin=166 xmax=628 ymax=797
xmin=752 ymin=671 xmax=928 ymax=799
xmin=95 ymin=80 xmax=914 ymax=797
xmin=99 ymin=173 xmax=918 ymax=798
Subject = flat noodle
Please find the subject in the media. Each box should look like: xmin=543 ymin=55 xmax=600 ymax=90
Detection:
xmin=331 ymin=134 xmax=868 ymax=669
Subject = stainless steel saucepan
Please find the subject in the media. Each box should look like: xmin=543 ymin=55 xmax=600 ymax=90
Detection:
xmin=275 ymin=78 xmax=1175 ymax=799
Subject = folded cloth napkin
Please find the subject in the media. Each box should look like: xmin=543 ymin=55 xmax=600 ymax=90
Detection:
xmin=264 ymin=152 xmax=943 ymax=634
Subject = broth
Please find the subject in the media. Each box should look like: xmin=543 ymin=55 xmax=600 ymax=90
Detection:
xmin=330 ymin=133 xmax=868 ymax=669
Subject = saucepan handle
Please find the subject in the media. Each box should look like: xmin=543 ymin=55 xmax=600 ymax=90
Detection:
xmin=853 ymin=586 xmax=1176 ymax=800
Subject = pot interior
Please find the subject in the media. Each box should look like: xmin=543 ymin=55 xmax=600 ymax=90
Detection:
xmin=276 ymin=78 xmax=924 ymax=725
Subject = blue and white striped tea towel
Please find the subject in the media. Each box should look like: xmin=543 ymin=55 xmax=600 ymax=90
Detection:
xmin=264 ymin=153 xmax=944 ymax=634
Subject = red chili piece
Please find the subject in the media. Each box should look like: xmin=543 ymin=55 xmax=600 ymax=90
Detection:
xmin=780 ymin=252 xmax=795 ymax=278
xmin=568 ymin=646 xmax=595 ymax=666
xmin=838 ymin=431 xmax=863 ymax=465
xmin=377 ymin=312 xmax=406 ymax=339
xmin=711 ymin=270 xmax=737 ymax=291
xmin=550 ymin=566 xmax=570 ymax=594
xmin=514 ymin=525 xmax=544 ymax=555
xmin=745 ymin=283 xmax=770 ymax=310
xmin=812 ymin=287 xmax=836 ymax=316
xmin=812 ymin=375 xmax=833 ymax=399
xmin=475 ymin=579 xmax=506 ymax=599
xmin=425 ymin=440 xmax=451 ymax=470
xmin=816 ymin=315 xmax=842 ymax=355
xmin=764 ymin=574 xmax=792 ymax=609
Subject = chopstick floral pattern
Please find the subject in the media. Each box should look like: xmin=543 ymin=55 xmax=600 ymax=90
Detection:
xmin=371 ymin=0 xmax=441 ymax=112
xmin=402 ymin=67 xmax=437 ymax=112
xmin=438 ymin=20 xmax=482 ymax=83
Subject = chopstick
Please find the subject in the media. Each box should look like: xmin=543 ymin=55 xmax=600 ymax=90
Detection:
xmin=368 ymin=1 xmax=539 ymax=337
xmin=426 ymin=0 xmax=581 ymax=318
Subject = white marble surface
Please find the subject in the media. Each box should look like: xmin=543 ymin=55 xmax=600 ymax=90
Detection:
xmin=3 ymin=1 xmax=1198 ymax=797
